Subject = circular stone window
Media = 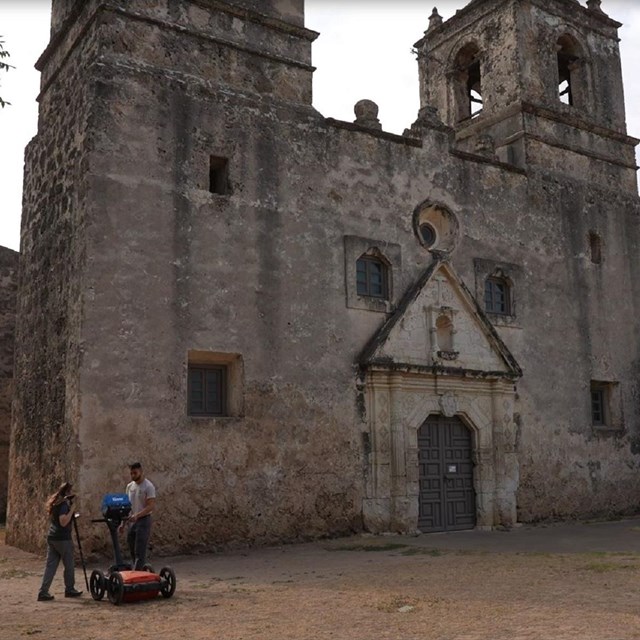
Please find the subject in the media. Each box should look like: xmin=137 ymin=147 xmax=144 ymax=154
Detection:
xmin=412 ymin=201 xmax=459 ymax=253
xmin=419 ymin=223 xmax=437 ymax=248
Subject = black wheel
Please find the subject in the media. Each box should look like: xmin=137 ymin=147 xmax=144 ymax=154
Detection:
xmin=90 ymin=569 xmax=106 ymax=601
xmin=107 ymin=571 xmax=124 ymax=605
xmin=159 ymin=566 xmax=176 ymax=598
xmin=142 ymin=563 xmax=154 ymax=573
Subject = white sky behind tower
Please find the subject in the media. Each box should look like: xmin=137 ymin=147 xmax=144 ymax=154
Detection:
xmin=0 ymin=0 xmax=638 ymax=252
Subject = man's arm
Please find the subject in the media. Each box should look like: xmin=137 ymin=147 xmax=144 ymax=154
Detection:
xmin=130 ymin=496 xmax=156 ymax=522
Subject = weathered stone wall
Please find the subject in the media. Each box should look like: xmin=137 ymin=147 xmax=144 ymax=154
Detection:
xmin=50 ymin=0 xmax=78 ymax=35
xmin=75 ymin=0 xmax=640 ymax=552
xmin=7 ymin=0 xmax=640 ymax=554
xmin=5 ymin=4 xmax=100 ymax=550
xmin=232 ymin=0 xmax=304 ymax=26
xmin=416 ymin=0 xmax=640 ymax=521
xmin=0 ymin=247 xmax=18 ymax=521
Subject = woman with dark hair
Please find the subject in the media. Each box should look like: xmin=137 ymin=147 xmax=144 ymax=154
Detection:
xmin=37 ymin=481 xmax=83 ymax=601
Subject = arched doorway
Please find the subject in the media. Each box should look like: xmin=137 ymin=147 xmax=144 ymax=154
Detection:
xmin=418 ymin=414 xmax=476 ymax=532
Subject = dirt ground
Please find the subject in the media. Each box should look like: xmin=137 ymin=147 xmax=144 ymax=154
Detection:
xmin=3 ymin=521 xmax=640 ymax=640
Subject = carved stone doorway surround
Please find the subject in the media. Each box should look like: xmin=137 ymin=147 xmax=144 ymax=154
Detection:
xmin=362 ymin=369 xmax=519 ymax=533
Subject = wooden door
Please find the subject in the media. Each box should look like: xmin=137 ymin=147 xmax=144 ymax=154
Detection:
xmin=418 ymin=414 xmax=476 ymax=533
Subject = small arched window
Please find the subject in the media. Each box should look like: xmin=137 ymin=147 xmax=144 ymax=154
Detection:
xmin=453 ymin=43 xmax=483 ymax=122
xmin=356 ymin=255 xmax=388 ymax=299
xmin=484 ymin=276 xmax=511 ymax=315
xmin=557 ymin=35 xmax=582 ymax=106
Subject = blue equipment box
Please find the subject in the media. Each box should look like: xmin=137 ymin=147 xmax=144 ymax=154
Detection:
xmin=101 ymin=493 xmax=132 ymax=519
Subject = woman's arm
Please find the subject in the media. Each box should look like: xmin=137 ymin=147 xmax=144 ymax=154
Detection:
xmin=58 ymin=502 xmax=75 ymax=527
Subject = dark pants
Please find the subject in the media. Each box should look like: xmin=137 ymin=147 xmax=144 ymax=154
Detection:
xmin=39 ymin=539 xmax=76 ymax=595
xmin=127 ymin=516 xmax=152 ymax=570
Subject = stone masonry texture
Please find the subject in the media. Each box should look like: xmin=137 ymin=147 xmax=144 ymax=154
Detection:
xmin=5 ymin=0 xmax=640 ymax=554
xmin=0 ymin=246 xmax=18 ymax=521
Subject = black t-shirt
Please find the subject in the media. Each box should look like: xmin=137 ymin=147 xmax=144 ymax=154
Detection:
xmin=47 ymin=501 xmax=72 ymax=541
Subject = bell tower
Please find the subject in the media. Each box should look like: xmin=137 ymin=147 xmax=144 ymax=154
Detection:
xmin=415 ymin=0 xmax=637 ymax=191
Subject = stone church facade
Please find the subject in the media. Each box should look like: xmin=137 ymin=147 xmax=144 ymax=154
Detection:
xmin=5 ymin=0 xmax=640 ymax=553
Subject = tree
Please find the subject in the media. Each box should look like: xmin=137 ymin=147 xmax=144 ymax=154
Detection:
xmin=0 ymin=36 xmax=13 ymax=108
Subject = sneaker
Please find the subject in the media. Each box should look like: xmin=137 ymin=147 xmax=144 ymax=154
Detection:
xmin=37 ymin=592 xmax=54 ymax=601
xmin=64 ymin=589 xmax=83 ymax=598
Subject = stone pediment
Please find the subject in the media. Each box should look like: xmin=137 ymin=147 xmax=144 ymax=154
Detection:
xmin=359 ymin=259 xmax=521 ymax=379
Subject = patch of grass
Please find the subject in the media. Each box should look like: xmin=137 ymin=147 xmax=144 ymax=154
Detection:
xmin=582 ymin=562 xmax=638 ymax=573
xmin=400 ymin=547 xmax=446 ymax=557
xmin=191 ymin=576 xmax=223 ymax=588
xmin=21 ymin=629 xmax=43 ymax=636
xmin=222 ymin=576 xmax=245 ymax=581
xmin=0 ymin=568 xmax=34 ymax=579
xmin=228 ymin=586 xmax=264 ymax=594
xmin=400 ymin=547 xmax=488 ymax=557
xmin=271 ymin=579 xmax=295 ymax=584
xmin=327 ymin=543 xmax=409 ymax=553
xmin=454 ymin=549 xmax=489 ymax=556
xmin=582 ymin=551 xmax=640 ymax=559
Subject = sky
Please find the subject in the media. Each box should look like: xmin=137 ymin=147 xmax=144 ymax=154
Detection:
xmin=0 ymin=0 xmax=639 ymax=252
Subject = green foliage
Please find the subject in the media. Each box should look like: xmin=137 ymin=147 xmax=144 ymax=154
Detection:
xmin=0 ymin=36 xmax=13 ymax=108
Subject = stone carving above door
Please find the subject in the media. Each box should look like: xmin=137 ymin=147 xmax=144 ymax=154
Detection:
xmin=439 ymin=391 xmax=459 ymax=417
xmin=359 ymin=258 xmax=521 ymax=379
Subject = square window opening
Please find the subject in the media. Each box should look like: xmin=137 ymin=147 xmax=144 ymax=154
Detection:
xmin=187 ymin=351 xmax=244 ymax=418
xmin=589 ymin=232 xmax=602 ymax=265
xmin=590 ymin=380 xmax=619 ymax=429
xmin=209 ymin=156 xmax=230 ymax=195
xmin=356 ymin=256 xmax=389 ymax=300
xmin=484 ymin=277 xmax=511 ymax=315
xmin=188 ymin=364 xmax=227 ymax=416
xmin=591 ymin=387 xmax=606 ymax=426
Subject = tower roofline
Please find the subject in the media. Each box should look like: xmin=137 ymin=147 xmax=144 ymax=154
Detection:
xmin=39 ymin=0 xmax=318 ymax=73
xmin=417 ymin=0 xmax=622 ymax=49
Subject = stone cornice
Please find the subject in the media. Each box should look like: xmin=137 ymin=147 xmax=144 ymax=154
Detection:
xmin=0 ymin=247 xmax=19 ymax=267
xmin=40 ymin=0 xmax=317 ymax=71
xmin=520 ymin=101 xmax=639 ymax=146
xmin=416 ymin=0 xmax=621 ymax=51
xmin=325 ymin=119 xmax=423 ymax=148
xmin=450 ymin=149 xmax=526 ymax=174
xmin=528 ymin=0 xmax=622 ymax=33
xmin=415 ymin=0 xmax=510 ymax=50
xmin=365 ymin=361 xmax=521 ymax=381
xmin=456 ymin=100 xmax=639 ymax=151
xmin=36 ymin=2 xmax=316 ymax=102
